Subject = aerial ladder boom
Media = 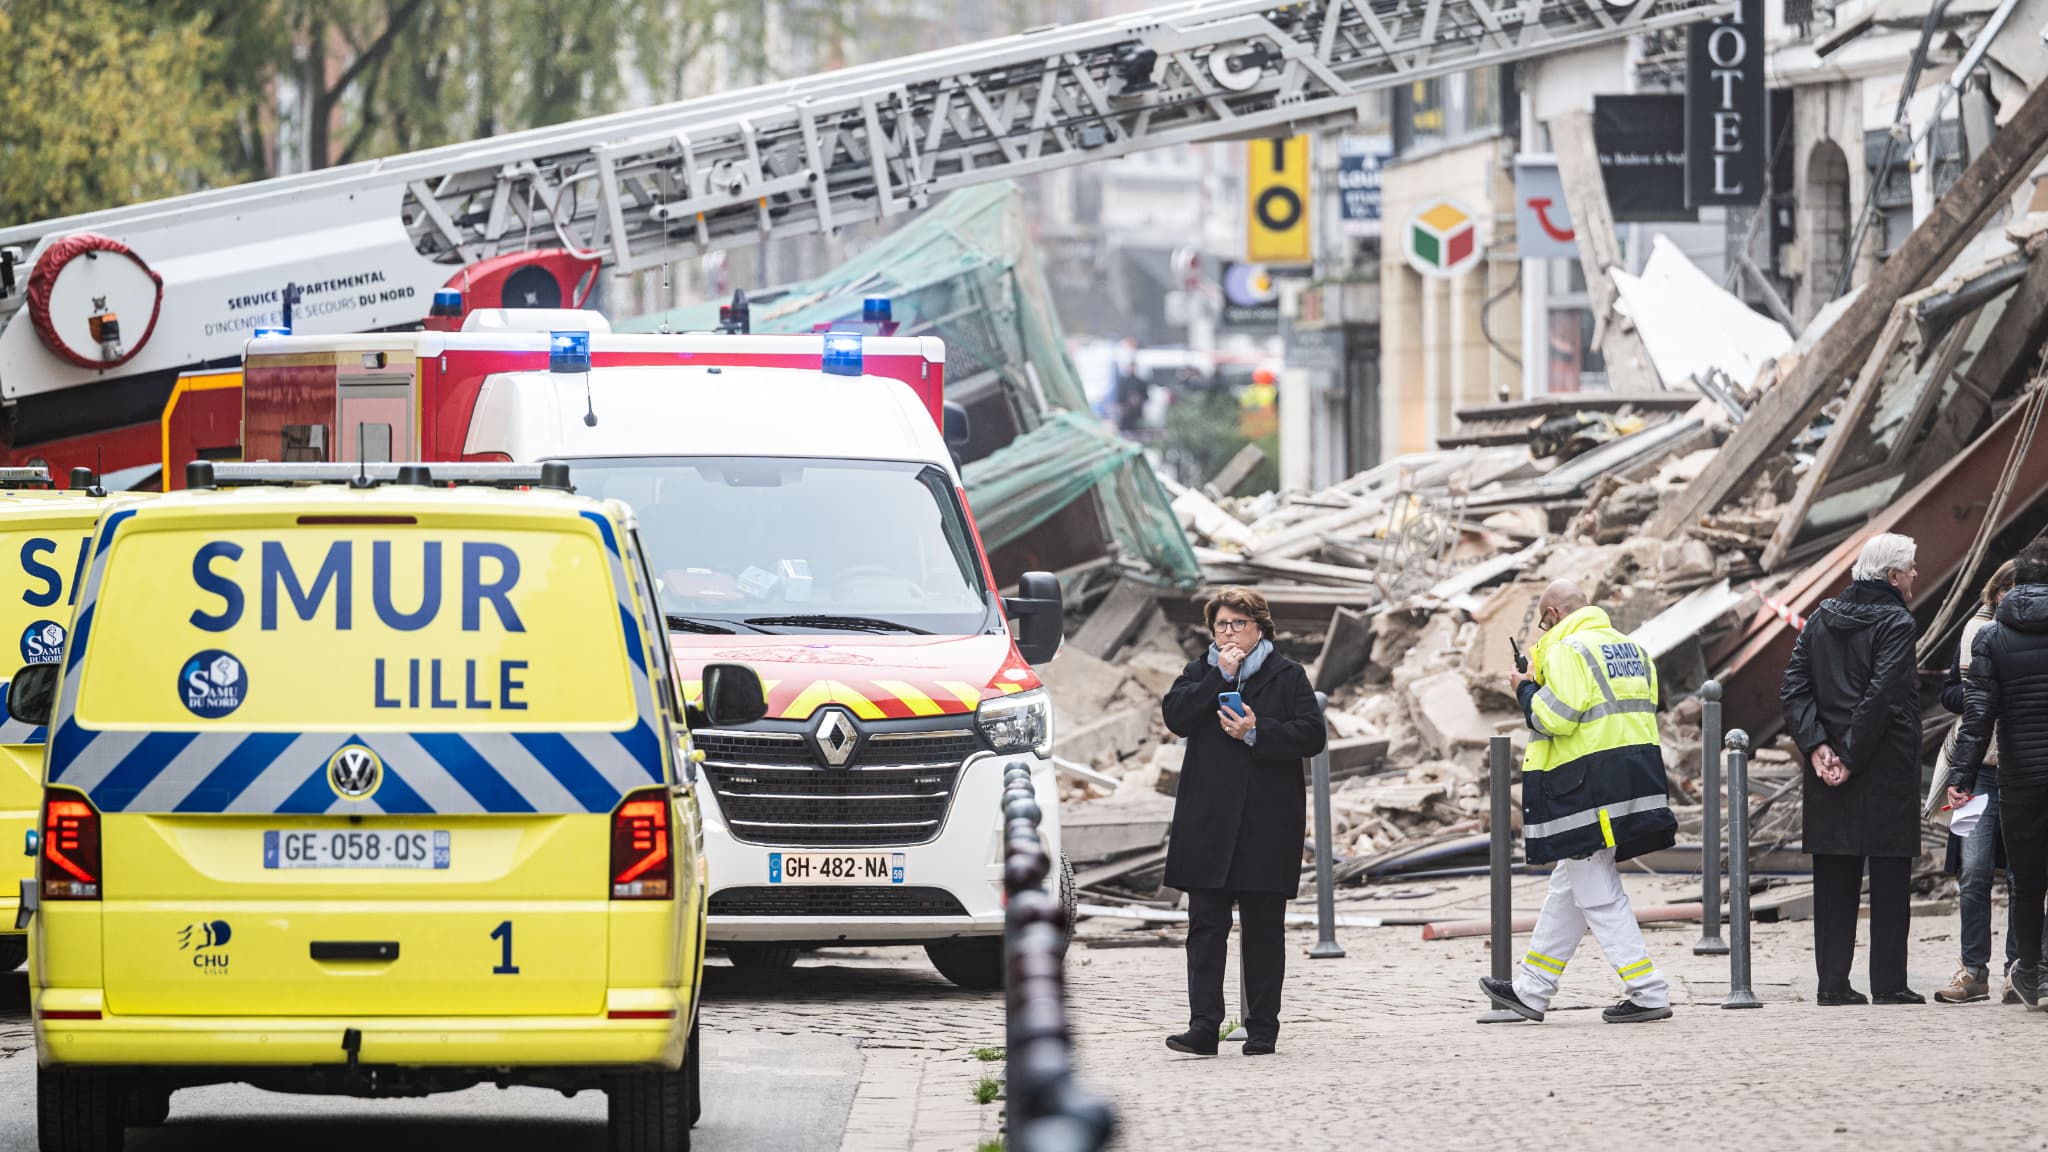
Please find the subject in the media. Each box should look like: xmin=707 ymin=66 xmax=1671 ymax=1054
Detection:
xmin=0 ymin=0 xmax=1728 ymax=459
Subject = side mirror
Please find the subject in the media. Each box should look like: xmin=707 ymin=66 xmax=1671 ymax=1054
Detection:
xmin=7 ymin=664 xmax=57 ymax=728
xmin=1002 ymin=571 xmax=1063 ymax=666
xmin=942 ymin=401 xmax=971 ymax=451
xmin=700 ymin=662 xmax=769 ymax=728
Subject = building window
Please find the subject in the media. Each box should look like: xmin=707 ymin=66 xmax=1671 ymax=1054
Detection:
xmin=282 ymin=424 xmax=327 ymax=462
xmin=1392 ymin=68 xmax=1509 ymax=157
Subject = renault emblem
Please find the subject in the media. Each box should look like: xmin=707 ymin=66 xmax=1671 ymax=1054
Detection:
xmin=813 ymin=709 xmax=858 ymax=767
xmin=327 ymin=744 xmax=383 ymax=799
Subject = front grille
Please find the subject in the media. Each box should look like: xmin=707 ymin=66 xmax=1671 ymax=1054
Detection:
xmin=697 ymin=725 xmax=984 ymax=847
xmin=710 ymin=885 xmax=968 ymax=917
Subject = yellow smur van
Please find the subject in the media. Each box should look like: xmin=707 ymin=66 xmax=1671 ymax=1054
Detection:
xmin=0 ymin=468 xmax=138 ymax=980
xmin=13 ymin=461 xmax=768 ymax=1152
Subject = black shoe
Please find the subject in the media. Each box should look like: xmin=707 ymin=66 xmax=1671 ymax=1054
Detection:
xmin=1602 ymin=999 xmax=1673 ymax=1024
xmin=1242 ymin=1039 xmax=1276 ymax=1056
xmin=2013 ymin=965 xmax=2042 ymax=1009
xmin=1479 ymin=976 xmax=1544 ymax=1022
xmin=1872 ymin=988 xmax=1925 ymax=1005
xmin=1816 ymin=988 xmax=1868 ymax=1006
xmin=1165 ymin=1029 xmax=1218 ymax=1056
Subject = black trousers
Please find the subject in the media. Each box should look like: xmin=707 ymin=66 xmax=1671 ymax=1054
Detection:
xmin=2000 ymin=782 xmax=2048 ymax=970
xmin=1185 ymin=888 xmax=1286 ymax=1042
xmin=1811 ymin=853 xmax=1910 ymax=996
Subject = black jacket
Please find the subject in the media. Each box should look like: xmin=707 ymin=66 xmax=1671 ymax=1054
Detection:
xmin=1780 ymin=580 xmax=1923 ymax=858
xmin=1161 ymin=651 xmax=1326 ymax=894
xmin=1954 ymin=584 xmax=2048 ymax=794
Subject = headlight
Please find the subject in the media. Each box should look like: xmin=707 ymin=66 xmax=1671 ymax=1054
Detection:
xmin=977 ymin=689 xmax=1053 ymax=757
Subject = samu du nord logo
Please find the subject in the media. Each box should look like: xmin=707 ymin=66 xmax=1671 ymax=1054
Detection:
xmin=327 ymin=744 xmax=383 ymax=799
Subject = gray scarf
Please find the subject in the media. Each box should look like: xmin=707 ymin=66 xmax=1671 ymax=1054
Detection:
xmin=1207 ymin=637 xmax=1273 ymax=684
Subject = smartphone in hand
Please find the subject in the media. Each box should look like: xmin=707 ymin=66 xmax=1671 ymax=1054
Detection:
xmin=1218 ymin=691 xmax=1245 ymax=718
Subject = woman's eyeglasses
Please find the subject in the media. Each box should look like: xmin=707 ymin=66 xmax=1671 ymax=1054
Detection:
xmin=1212 ymin=619 xmax=1256 ymax=634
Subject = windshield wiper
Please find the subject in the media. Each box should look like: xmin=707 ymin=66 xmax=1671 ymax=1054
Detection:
xmin=666 ymin=614 xmax=736 ymax=634
xmin=743 ymin=614 xmax=930 ymax=635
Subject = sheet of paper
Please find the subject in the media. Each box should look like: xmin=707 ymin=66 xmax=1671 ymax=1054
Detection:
xmin=1950 ymin=792 xmax=1990 ymax=840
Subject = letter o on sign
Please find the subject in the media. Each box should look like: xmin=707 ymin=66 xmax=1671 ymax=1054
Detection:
xmin=1707 ymin=25 xmax=1746 ymax=67
xmin=1256 ymin=186 xmax=1302 ymax=232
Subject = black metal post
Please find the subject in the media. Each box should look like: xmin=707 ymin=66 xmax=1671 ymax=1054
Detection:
xmin=1309 ymin=690 xmax=1344 ymax=959
xmin=1722 ymin=730 xmax=1761 ymax=1009
xmin=1478 ymin=734 xmax=1521 ymax=1023
xmin=1696 ymin=680 xmax=1729 ymax=955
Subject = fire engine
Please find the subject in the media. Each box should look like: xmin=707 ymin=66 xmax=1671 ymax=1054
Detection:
xmin=202 ymin=305 xmax=1068 ymax=986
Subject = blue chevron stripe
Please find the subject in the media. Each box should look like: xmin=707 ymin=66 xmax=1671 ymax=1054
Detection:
xmin=65 ymin=604 xmax=92 ymax=673
xmin=582 ymin=510 xmax=620 ymax=556
xmin=277 ymin=766 xmax=339 ymax=814
xmin=413 ymin=732 xmax=536 ymax=813
xmin=618 ymin=602 xmax=646 ymax=672
xmin=512 ymin=732 xmax=620 ymax=812
xmin=93 ymin=509 xmax=135 ymax=558
xmin=366 ymin=758 xmax=431 ymax=814
xmin=46 ymin=718 xmax=91 ymax=778
xmin=93 ymin=731 xmax=200 ymax=811
xmin=175 ymin=732 xmax=298 ymax=813
xmin=616 ymin=718 xmax=664 ymax=781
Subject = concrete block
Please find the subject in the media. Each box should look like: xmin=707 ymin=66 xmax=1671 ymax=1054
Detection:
xmin=1056 ymin=707 xmax=1150 ymax=765
xmin=1149 ymin=742 xmax=1185 ymax=798
xmin=1406 ymin=671 xmax=1492 ymax=758
xmin=1125 ymin=651 xmax=1186 ymax=699
xmin=1039 ymin=646 xmax=1128 ymax=726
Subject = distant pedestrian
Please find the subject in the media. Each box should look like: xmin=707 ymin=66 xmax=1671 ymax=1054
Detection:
xmin=1781 ymin=532 xmax=1925 ymax=1005
xmin=1934 ymin=561 xmax=2019 ymax=1004
xmin=1479 ymin=579 xmax=1678 ymax=1025
xmin=1951 ymin=537 xmax=2048 ymax=1008
xmin=1160 ymin=587 xmax=1326 ymax=1056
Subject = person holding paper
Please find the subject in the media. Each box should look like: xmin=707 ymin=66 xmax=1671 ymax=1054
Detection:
xmin=1934 ymin=561 xmax=2018 ymax=1004
xmin=1160 ymin=587 xmax=1326 ymax=1057
xmin=1951 ymin=539 xmax=2048 ymax=1008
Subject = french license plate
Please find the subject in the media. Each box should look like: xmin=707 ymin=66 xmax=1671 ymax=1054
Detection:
xmin=264 ymin=830 xmax=451 ymax=869
xmin=768 ymin=852 xmax=905 ymax=885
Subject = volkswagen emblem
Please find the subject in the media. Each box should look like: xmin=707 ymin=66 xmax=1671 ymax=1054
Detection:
xmin=327 ymin=744 xmax=383 ymax=799
xmin=812 ymin=709 xmax=859 ymax=767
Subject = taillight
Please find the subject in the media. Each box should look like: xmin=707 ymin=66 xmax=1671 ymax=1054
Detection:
xmin=42 ymin=790 xmax=100 ymax=901
xmin=611 ymin=788 xmax=672 ymax=900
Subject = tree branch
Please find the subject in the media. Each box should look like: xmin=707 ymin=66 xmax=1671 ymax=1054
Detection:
xmin=325 ymin=0 xmax=428 ymax=104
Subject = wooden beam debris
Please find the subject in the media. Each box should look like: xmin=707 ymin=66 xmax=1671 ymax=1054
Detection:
xmin=1549 ymin=108 xmax=1660 ymax=393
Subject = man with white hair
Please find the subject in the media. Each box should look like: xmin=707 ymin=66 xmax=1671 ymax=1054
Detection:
xmin=1782 ymin=532 xmax=1926 ymax=1005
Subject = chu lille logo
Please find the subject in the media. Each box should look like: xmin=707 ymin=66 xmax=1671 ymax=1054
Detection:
xmin=180 ymin=649 xmax=247 ymax=719
xmin=178 ymin=919 xmax=232 ymax=973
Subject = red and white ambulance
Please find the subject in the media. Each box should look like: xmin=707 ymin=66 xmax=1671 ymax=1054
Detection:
xmin=175 ymin=306 xmax=1069 ymax=988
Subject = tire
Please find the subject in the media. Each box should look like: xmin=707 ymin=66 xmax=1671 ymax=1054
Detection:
xmin=0 ymin=934 xmax=27 ymax=973
xmin=723 ymin=943 xmax=798 ymax=970
xmin=121 ymin=1084 xmax=170 ymax=1128
xmin=683 ymin=1010 xmax=702 ymax=1128
xmin=607 ymin=1064 xmax=691 ymax=1152
xmin=925 ymin=937 xmax=1004 ymax=991
xmin=38 ymin=1066 xmax=124 ymax=1152
xmin=1055 ymin=852 xmax=1078 ymax=958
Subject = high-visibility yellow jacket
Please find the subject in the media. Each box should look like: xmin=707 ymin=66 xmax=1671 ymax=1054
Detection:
xmin=1518 ymin=606 xmax=1676 ymax=866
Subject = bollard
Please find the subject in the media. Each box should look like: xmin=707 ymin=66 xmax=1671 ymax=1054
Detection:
xmin=1308 ymin=690 xmax=1345 ymax=959
xmin=1722 ymin=729 xmax=1761 ymax=1010
xmin=1695 ymin=681 xmax=1729 ymax=956
xmin=1477 ymin=734 xmax=1522 ymax=1023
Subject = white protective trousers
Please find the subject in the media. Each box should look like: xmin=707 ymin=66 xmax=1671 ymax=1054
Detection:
xmin=1511 ymin=847 xmax=1669 ymax=1011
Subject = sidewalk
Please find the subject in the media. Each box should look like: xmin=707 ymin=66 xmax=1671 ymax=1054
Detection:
xmin=1036 ymin=872 xmax=2046 ymax=1151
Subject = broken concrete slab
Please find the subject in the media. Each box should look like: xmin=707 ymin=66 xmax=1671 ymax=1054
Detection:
xmin=1310 ymin=606 xmax=1373 ymax=694
xmin=1407 ymin=671 xmax=1492 ymax=758
xmin=1070 ymin=578 xmax=1157 ymax=660
xmin=1125 ymin=650 xmax=1187 ymax=700
xmin=1055 ymin=707 xmax=1150 ymax=765
xmin=1039 ymin=646 xmax=1129 ymax=724
xmin=1327 ymin=735 xmax=1390 ymax=779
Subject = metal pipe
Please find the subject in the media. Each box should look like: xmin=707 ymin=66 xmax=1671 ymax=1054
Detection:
xmin=1722 ymin=730 xmax=1762 ymax=1009
xmin=1309 ymin=690 xmax=1344 ymax=959
xmin=1478 ymin=734 xmax=1521 ymax=1023
xmin=1696 ymin=681 xmax=1729 ymax=956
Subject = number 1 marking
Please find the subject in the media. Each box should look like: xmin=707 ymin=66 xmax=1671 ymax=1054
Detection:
xmin=491 ymin=920 xmax=520 ymax=975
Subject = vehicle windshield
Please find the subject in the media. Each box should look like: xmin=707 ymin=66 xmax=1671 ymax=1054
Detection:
xmin=565 ymin=456 xmax=995 ymax=636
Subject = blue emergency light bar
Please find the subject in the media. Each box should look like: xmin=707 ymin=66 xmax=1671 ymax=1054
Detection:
xmin=863 ymin=296 xmax=892 ymax=324
xmin=253 ymin=327 xmax=291 ymax=338
xmin=822 ymin=331 xmax=864 ymax=377
xmin=430 ymin=289 xmax=464 ymax=317
xmin=549 ymin=330 xmax=592 ymax=373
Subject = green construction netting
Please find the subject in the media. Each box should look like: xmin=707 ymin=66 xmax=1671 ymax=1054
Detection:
xmin=619 ymin=183 xmax=1200 ymax=587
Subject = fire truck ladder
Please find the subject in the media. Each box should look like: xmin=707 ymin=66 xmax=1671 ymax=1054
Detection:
xmin=0 ymin=0 xmax=1730 ymax=284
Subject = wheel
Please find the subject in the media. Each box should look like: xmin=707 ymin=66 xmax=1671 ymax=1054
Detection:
xmin=121 ymin=1085 xmax=169 ymax=1128
xmin=1055 ymin=853 xmax=1078 ymax=958
xmin=925 ymin=937 xmax=1004 ymax=991
xmin=37 ymin=1065 xmax=124 ymax=1152
xmin=683 ymin=1010 xmax=702 ymax=1128
xmin=608 ymin=1064 xmax=691 ymax=1152
xmin=0 ymin=934 xmax=27 ymax=972
xmin=723 ymin=942 xmax=798 ymax=970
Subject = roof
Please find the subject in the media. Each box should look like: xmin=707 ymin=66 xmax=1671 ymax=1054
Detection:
xmin=465 ymin=365 xmax=953 ymax=472
xmin=138 ymin=480 xmax=617 ymax=527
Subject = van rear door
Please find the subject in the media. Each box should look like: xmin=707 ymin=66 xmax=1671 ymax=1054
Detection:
xmin=52 ymin=500 xmax=666 ymax=1017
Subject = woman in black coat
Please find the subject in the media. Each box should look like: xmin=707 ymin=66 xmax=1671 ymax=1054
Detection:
xmin=1160 ymin=587 xmax=1326 ymax=1056
xmin=1780 ymin=532 xmax=1925 ymax=1005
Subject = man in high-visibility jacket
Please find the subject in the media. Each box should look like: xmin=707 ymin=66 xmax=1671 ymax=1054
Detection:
xmin=1480 ymin=580 xmax=1679 ymax=1024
